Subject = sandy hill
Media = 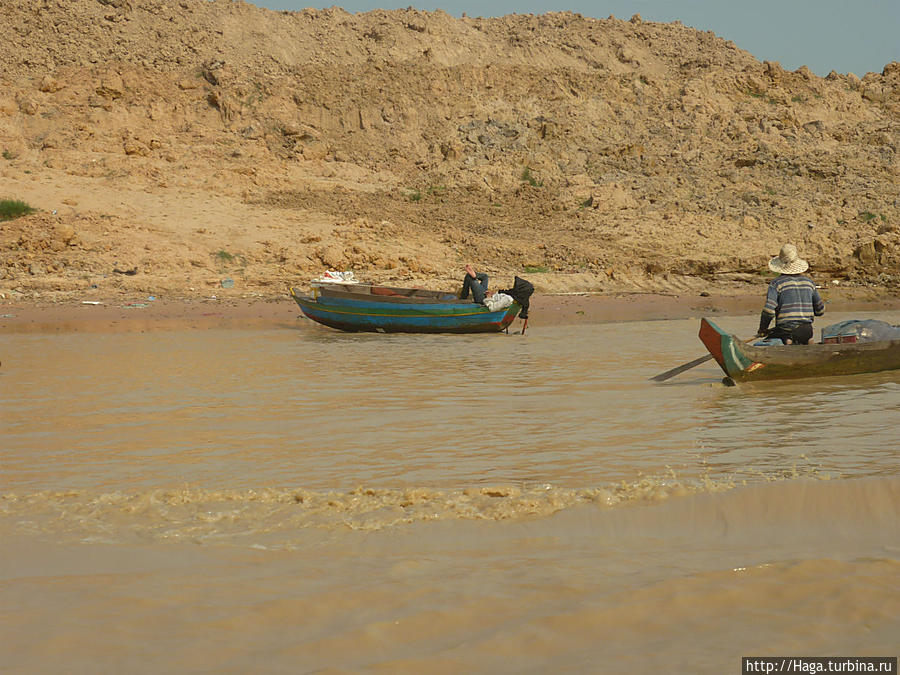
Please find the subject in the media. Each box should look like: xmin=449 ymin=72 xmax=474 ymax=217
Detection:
xmin=1 ymin=0 xmax=898 ymax=303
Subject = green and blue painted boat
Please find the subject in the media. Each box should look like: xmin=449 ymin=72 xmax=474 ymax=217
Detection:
xmin=290 ymin=282 xmax=521 ymax=333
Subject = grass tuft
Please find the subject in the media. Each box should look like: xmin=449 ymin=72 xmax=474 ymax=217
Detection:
xmin=0 ymin=199 xmax=36 ymax=221
xmin=520 ymin=167 xmax=543 ymax=188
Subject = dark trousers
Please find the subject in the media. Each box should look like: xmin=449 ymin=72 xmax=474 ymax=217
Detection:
xmin=768 ymin=322 xmax=814 ymax=345
xmin=460 ymin=273 xmax=489 ymax=303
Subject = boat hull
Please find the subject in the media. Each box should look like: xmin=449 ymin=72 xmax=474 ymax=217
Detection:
xmin=291 ymin=287 xmax=520 ymax=333
xmin=699 ymin=317 xmax=900 ymax=382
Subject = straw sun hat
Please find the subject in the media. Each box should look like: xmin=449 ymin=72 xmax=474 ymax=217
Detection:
xmin=768 ymin=243 xmax=809 ymax=274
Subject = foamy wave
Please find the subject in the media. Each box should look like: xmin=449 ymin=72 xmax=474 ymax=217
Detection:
xmin=1 ymin=467 xmax=845 ymax=543
xmin=0 ymin=475 xmax=732 ymax=539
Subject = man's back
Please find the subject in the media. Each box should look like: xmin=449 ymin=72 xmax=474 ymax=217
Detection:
xmin=764 ymin=274 xmax=825 ymax=325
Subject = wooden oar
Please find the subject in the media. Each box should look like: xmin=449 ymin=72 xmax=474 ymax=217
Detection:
xmin=649 ymin=353 xmax=717 ymax=382
xmin=650 ymin=335 xmax=759 ymax=382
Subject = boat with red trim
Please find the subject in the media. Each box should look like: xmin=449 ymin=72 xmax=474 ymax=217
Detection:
xmin=698 ymin=317 xmax=900 ymax=382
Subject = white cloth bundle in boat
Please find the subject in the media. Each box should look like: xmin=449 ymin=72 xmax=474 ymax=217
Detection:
xmin=313 ymin=270 xmax=359 ymax=284
xmin=483 ymin=292 xmax=514 ymax=311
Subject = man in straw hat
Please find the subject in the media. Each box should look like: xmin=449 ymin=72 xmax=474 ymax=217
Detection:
xmin=757 ymin=243 xmax=825 ymax=345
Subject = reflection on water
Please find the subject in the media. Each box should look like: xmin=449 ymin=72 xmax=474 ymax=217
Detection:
xmin=2 ymin=314 xmax=899 ymax=493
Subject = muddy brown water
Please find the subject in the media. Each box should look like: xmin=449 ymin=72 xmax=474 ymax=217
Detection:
xmin=2 ymin=312 xmax=898 ymax=672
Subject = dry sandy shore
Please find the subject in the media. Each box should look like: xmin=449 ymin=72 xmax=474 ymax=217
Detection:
xmin=2 ymin=288 xmax=899 ymax=334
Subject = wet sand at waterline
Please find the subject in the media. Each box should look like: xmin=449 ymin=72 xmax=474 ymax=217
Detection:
xmin=2 ymin=286 xmax=900 ymax=332
xmin=1 ymin=295 xmax=899 ymax=672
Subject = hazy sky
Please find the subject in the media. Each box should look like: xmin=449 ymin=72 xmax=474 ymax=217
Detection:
xmin=251 ymin=0 xmax=899 ymax=77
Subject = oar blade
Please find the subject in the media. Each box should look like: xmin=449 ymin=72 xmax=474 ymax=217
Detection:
xmin=651 ymin=331 xmax=756 ymax=382
xmin=649 ymin=353 xmax=714 ymax=382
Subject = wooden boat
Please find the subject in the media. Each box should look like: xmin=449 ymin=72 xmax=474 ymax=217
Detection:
xmin=290 ymin=282 xmax=522 ymax=333
xmin=699 ymin=317 xmax=900 ymax=382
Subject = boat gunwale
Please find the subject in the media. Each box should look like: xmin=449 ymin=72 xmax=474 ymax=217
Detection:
xmin=737 ymin=336 xmax=900 ymax=364
xmin=310 ymin=282 xmax=464 ymax=304
xmin=314 ymin=289 xmax=469 ymax=305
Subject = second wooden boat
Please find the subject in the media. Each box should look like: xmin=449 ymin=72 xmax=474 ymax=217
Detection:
xmin=698 ymin=317 xmax=900 ymax=382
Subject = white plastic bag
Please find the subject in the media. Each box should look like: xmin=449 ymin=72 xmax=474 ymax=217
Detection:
xmin=483 ymin=292 xmax=513 ymax=311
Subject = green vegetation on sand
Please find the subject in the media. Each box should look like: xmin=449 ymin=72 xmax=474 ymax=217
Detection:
xmin=0 ymin=199 xmax=36 ymax=221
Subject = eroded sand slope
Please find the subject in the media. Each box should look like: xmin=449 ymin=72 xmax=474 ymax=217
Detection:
xmin=1 ymin=0 xmax=898 ymax=301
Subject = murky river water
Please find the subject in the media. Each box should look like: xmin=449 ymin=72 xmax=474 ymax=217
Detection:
xmin=2 ymin=311 xmax=898 ymax=672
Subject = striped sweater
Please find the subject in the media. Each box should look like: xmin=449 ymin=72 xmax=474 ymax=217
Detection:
xmin=761 ymin=274 xmax=825 ymax=328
